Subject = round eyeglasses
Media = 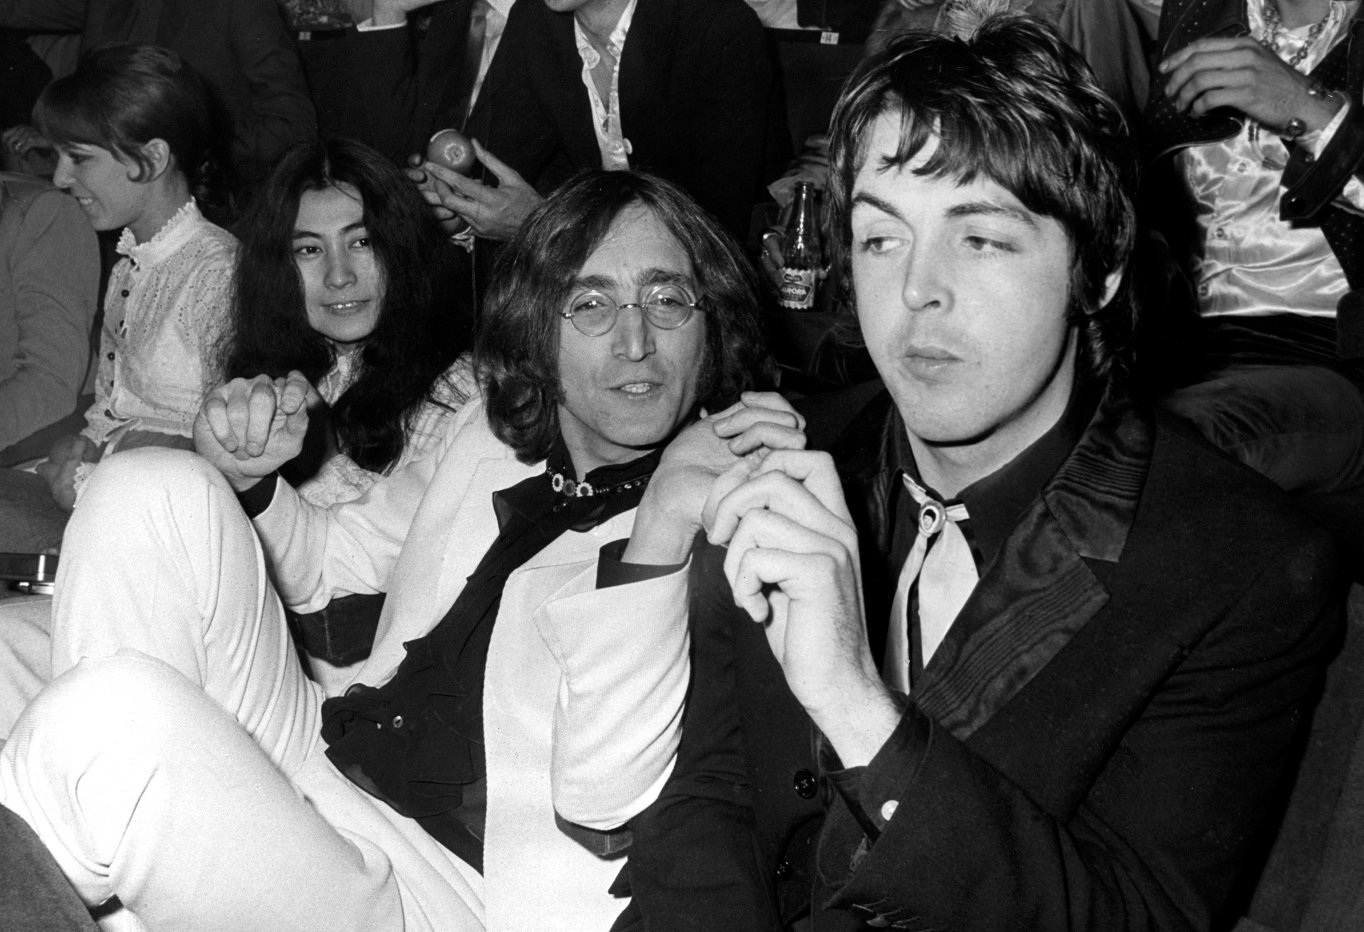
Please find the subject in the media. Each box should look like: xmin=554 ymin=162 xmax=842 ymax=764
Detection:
xmin=559 ymin=282 xmax=703 ymax=337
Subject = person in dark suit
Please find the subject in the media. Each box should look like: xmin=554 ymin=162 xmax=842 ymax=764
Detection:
xmin=414 ymin=0 xmax=787 ymax=244
xmin=301 ymin=0 xmax=510 ymax=166
xmin=0 ymin=0 xmax=316 ymax=184
xmin=554 ymin=15 xmax=1346 ymax=930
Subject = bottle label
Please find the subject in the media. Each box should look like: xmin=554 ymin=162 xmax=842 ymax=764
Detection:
xmin=778 ymin=267 xmax=818 ymax=310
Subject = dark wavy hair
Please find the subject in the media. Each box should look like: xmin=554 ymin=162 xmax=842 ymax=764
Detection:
xmin=478 ymin=169 xmax=775 ymax=464
xmin=34 ymin=44 xmax=233 ymax=219
xmin=224 ymin=137 xmax=465 ymax=473
xmin=827 ymin=14 xmax=1139 ymax=383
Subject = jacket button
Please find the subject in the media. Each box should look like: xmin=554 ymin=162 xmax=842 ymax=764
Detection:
xmin=793 ymin=769 xmax=818 ymax=799
xmin=774 ymin=859 xmax=792 ymax=879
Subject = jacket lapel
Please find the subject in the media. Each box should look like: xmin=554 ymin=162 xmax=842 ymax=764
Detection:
xmin=618 ymin=0 xmax=674 ymax=163
xmin=1142 ymin=0 xmax=1247 ymax=159
xmin=544 ymin=6 xmax=609 ymax=172
xmin=861 ymin=390 xmax=1154 ymax=742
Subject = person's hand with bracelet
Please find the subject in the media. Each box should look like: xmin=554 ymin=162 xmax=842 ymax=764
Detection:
xmin=1159 ymin=35 xmax=1347 ymax=139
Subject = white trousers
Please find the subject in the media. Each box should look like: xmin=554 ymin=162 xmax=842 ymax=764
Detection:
xmin=0 ymin=450 xmax=483 ymax=932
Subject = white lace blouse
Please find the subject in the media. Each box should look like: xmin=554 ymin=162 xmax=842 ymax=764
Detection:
xmin=81 ymin=201 xmax=238 ymax=445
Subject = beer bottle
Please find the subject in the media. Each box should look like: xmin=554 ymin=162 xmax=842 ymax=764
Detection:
xmin=778 ymin=182 xmax=822 ymax=311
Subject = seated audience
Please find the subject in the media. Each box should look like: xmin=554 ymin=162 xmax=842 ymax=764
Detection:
xmin=414 ymin=0 xmax=788 ymax=245
xmin=0 ymin=169 xmax=799 ymax=931
xmin=223 ymin=136 xmax=473 ymax=509
xmin=25 ymin=45 xmax=238 ymax=516
xmin=0 ymin=0 xmax=316 ymax=186
xmin=1135 ymin=0 xmax=1364 ymax=492
xmin=0 ymin=170 xmax=99 ymax=453
xmin=558 ymin=16 xmax=1344 ymax=929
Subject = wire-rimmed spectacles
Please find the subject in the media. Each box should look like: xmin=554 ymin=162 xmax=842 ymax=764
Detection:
xmin=559 ymin=282 xmax=702 ymax=337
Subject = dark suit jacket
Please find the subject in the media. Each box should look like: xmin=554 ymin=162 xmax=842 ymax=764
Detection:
xmin=718 ymin=383 xmax=1342 ymax=930
xmin=0 ymin=0 xmax=317 ymax=183
xmin=314 ymin=3 xmax=479 ymax=166
xmin=0 ymin=803 xmax=94 ymax=932
xmin=465 ymin=0 xmax=787 ymax=241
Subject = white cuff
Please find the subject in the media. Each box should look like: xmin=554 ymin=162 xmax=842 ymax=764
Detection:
xmin=354 ymin=18 xmax=407 ymax=31
xmin=1309 ymin=95 xmax=1353 ymax=157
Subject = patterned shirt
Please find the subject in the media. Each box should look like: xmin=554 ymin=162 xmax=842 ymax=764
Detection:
xmin=1164 ymin=0 xmax=1363 ymax=317
xmin=573 ymin=0 xmax=638 ymax=171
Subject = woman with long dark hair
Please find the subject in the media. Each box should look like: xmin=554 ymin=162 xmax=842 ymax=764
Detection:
xmin=224 ymin=137 xmax=472 ymax=505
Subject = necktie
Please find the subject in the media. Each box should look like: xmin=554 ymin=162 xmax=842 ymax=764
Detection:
xmin=882 ymin=474 xmax=975 ymax=693
xmin=452 ymin=0 xmax=489 ymax=128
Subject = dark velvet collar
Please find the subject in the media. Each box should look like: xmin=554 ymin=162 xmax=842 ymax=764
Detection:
xmin=828 ymin=379 xmax=1156 ymax=740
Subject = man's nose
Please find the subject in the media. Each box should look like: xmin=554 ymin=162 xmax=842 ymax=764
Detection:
xmin=902 ymin=242 xmax=948 ymax=312
xmin=611 ymin=305 xmax=657 ymax=360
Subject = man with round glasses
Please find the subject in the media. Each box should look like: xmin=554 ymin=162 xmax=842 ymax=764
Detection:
xmin=0 ymin=170 xmax=799 ymax=931
xmin=560 ymin=281 xmax=701 ymax=336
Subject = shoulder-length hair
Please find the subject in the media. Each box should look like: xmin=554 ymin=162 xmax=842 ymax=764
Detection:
xmin=34 ymin=44 xmax=233 ymax=219
xmin=827 ymin=14 xmax=1138 ymax=384
xmin=478 ymin=169 xmax=775 ymax=464
xmin=224 ymin=136 xmax=465 ymax=473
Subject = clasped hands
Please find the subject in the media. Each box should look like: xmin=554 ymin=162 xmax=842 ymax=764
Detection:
xmin=1160 ymin=35 xmax=1346 ymax=136
xmin=193 ymin=372 xmax=318 ymax=492
xmin=637 ymin=392 xmax=895 ymax=765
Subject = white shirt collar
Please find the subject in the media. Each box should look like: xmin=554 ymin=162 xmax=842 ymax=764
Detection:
xmin=573 ymin=0 xmax=637 ymax=66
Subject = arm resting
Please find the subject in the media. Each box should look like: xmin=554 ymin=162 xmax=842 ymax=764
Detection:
xmin=540 ymin=558 xmax=691 ymax=830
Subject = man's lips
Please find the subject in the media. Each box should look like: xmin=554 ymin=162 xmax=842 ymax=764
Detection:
xmin=905 ymin=343 xmax=958 ymax=361
xmin=903 ymin=344 xmax=961 ymax=377
xmin=613 ymin=381 xmax=661 ymax=395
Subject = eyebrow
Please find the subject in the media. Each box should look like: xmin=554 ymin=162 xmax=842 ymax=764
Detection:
xmin=291 ymin=221 xmax=368 ymax=240
xmin=851 ymin=190 xmax=1039 ymax=229
xmin=572 ymin=267 xmax=695 ymax=291
xmin=945 ymin=201 xmax=1039 ymax=229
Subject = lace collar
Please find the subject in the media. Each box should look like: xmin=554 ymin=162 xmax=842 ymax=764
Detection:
xmin=115 ymin=200 xmax=200 ymax=269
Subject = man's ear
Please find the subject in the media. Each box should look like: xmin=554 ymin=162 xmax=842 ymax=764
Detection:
xmin=1094 ymin=267 xmax=1124 ymax=312
xmin=137 ymin=138 xmax=173 ymax=181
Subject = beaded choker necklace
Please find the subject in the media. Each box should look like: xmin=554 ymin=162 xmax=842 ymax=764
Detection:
xmin=546 ymin=465 xmax=651 ymax=500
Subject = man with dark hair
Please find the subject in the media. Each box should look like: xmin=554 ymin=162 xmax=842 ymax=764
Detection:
xmin=0 ymin=169 xmax=799 ymax=930
xmin=564 ymin=16 xmax=1345 ymax=930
